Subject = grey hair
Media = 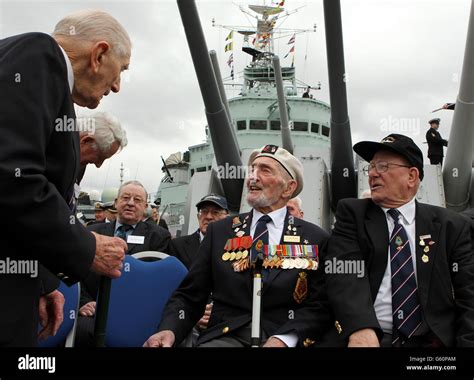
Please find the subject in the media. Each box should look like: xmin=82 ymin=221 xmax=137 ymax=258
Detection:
xmin=118 ymin=180 xmax=148 ymax=200
xmin=78 ymin=111 xmax=128 ymax=152
xmin=52 ymin=9 xmax=131 ymax=58
xmin=291 ymin=196 xmax=303 ymax=209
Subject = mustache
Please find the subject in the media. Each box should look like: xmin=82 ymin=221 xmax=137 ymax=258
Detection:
xmin=248 ymin=180 xmax=262 ymax=189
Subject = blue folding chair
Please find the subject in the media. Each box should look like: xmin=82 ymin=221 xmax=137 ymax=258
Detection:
xmin=104 ymin=253 xmax=188 ymax=347
xmin=38 ymin=281 xmax=80 ymax=347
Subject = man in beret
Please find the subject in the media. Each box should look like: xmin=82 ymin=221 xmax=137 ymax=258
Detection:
xmin=426 ymin=118 xmax=448 ymax=165
xmin=144 ymin=145 xmax=330 ymax=348
xmin=323 ymin=134 xmax=474 ymax=347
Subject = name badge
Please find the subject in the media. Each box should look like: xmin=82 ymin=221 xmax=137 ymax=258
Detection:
xmin=283 ymin=235 xmax=300 ymax=243
xmin=127 ymin=235 xmax=145 ymax=244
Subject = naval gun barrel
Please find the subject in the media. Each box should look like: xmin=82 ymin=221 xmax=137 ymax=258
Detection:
xmin=209 ymin=50 xmax=240 ymax=151
xmin=177 ymin=0 xmax=243 ymax=212
xmin=272 ymin=56 xmax=293 ymax=154
xmin=442 ymin=0 xmax=474 ymax=211
xmin=323 ymin=0 xmax=357 ymax=209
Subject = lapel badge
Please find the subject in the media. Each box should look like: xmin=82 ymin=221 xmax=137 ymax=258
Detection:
xmin=304 ymin=239 xmax=309 ymax=244
xmin=419 ymin=234 xmax=431 ymax=246
xmin=232 ymin=216 xmax=242 ymax=229
xmin=422 ymin=254 xmax=429 ymax=263
xmin=423 ymin=246 xmax=429 ymax=253
xmin=236 ymin=230 xmax=245 ymax=237
xmin=303 ymin=338 xmax=315 ymax=348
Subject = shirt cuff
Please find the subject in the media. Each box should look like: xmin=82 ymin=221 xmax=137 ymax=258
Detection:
xmin=272 ymin=333 xmax=298 ymax=347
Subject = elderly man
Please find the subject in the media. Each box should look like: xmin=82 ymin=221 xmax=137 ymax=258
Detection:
xmin=76 ymin=111 xmax=127 ymax=180
xmin=323 ymin=134 xmax=474 ymax=347
xmin=0 ymin=10 xmax=130 ymax=346
xmin=144 ymin=145 xmax=330 ymax=348
xmin=287 ymin=196 xmax=304 ymax=219
xmin=76 ymin=180 xmax=171 ymax=345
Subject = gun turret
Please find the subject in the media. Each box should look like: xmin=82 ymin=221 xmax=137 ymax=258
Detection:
xmin=161 ymin=156 xmax=173 ymax=183
xmin=442 ymin=0 xmax=474 ymax=211
xmin=323 ymin=0 xmax=357 ymax=209
xmin=177 ymin=0 xmax=244 ymax=212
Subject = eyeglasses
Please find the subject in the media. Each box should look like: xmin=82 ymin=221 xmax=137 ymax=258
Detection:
xmin=118 ymin=195 xmax=145 ymax=204
xmin=198 ymin=209 xmax=226 ymax=217
xmin=363 ymin=161 xmax=412 ymax=176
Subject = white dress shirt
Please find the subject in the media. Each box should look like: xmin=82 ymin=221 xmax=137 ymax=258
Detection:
xmin=58 ymin=45 xmax=74 ymax=93
xmin=374 ymin=197 xmax=418 ymax=333
xmin=250 ymin=206 xmax=298 ymax=347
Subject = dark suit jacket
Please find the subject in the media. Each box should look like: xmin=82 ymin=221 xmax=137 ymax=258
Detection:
xmin=0 ymin=33 xmax=96 ymax=346
xmin=169 ymin=231 xmax=201 ymax=269
xmin=82 ymin=220 xmax=171 ymax=301
xmin=159 ymin=211 xmax=331 ymax=346
xmin=426 ymin=128 xmax=448 ymax=158
xmin=323 ymin=198 xmax=474 ymax=347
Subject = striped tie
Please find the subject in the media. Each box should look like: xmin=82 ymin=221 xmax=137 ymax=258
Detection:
xmin=251 ymin=215 xmax=272 ymax=263
xmin=387 ymin=209 xmax=422 ymax=343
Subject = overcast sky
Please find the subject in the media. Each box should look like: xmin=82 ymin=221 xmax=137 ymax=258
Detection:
xmin=0 ymin=0 xmax=470 ymax=199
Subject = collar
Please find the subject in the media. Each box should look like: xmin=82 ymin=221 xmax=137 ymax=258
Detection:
xmin=381 ymin=197 xmax=416 ymax=224
xmin=199 ymin=230 xmax=205 ymax=242
xmin=58 ymin=44 xmax=74 ymax=93
xmin=251 ymin=205 xmax=287 ymax=230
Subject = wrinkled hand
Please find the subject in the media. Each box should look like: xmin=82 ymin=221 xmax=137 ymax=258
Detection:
xmin=143 ymin=330 xmax=175 ymax=348
xmin=196 ymin=303 xmax=213 ymax=329
xmin=262 ymin=336 xmax=287 ymax=347
xmin=79 ymin=301 xmax=96 ymax=317
xmin=90 ymin=232 xmax=127 ymax=278
xmin=348 ymin=328 xmax=380 ymax=347
xmin=38 ymin=290 xmax=65 ymax=340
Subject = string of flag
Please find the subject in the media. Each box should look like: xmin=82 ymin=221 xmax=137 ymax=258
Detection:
xmin=225 ymin=30 xmax=234 ymax=80
xmin=284 ymin=33 xmax=296 ymax=67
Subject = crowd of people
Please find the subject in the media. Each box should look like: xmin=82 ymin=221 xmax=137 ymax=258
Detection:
xmin=1 ymin=9 xmax=473 ymax=349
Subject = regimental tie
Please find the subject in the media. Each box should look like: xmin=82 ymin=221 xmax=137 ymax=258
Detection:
xmin=388 ymin=209 xmax=422 ymax=344
xmin=251 ymin=215 xmax=272 ymax=264
xmin=116 ymin=224 xmax=133 ymax=241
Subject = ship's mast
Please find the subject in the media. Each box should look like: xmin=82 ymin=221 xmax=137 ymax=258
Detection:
xmin=212 ymin=2 xmax=317 ymax=96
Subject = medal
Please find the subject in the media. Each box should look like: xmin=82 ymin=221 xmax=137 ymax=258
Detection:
xmin=293 ymin=272 xmax=308 ymax=304
xmin=222 ymin=252 xmax=230 ymax=261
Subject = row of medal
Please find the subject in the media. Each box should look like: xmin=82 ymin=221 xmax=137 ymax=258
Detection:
xmin=263 ymin=256 xmax=319 ymax=270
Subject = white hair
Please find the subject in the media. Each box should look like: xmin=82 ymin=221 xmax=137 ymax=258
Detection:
xmin=78 ymin=111 xmax=127 ymax=152
xmin=291 ymin=196 xmax=303 ymax=209
xmin=52 ymin=9 xmax=131 ymax=58
xmin=118 ymin=180 xmax=148 ymax=200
